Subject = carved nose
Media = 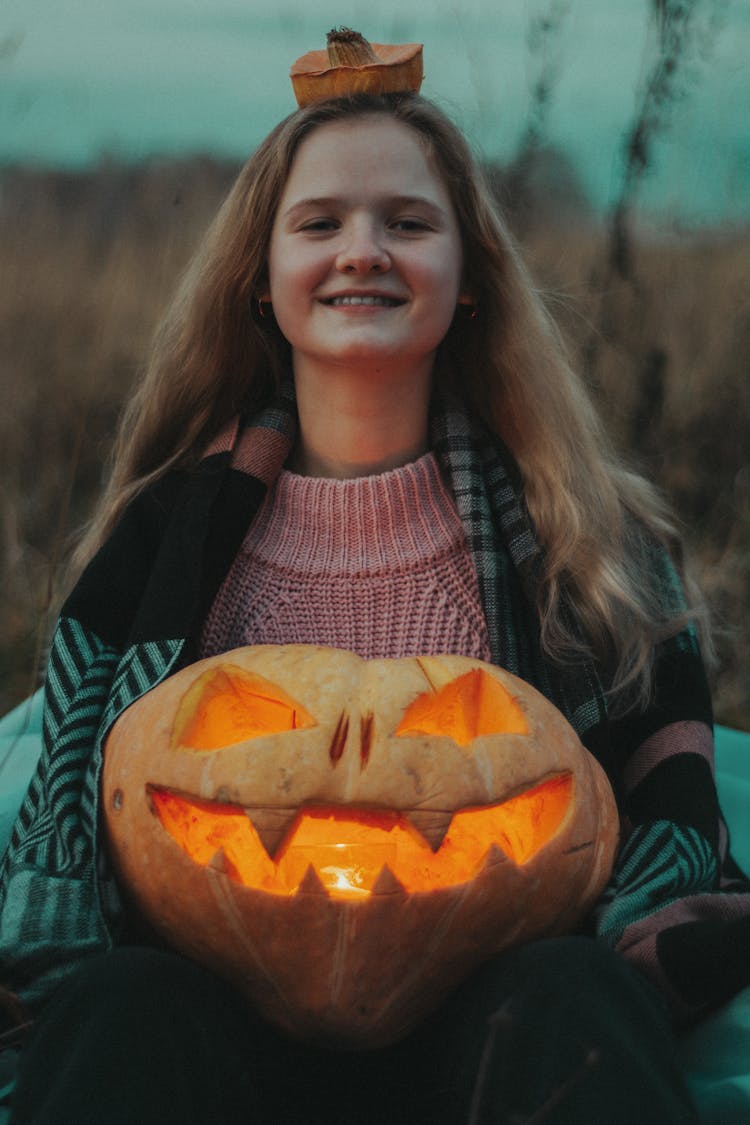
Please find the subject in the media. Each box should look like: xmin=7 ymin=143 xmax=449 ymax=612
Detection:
xmin=328 ymin=711 xmax=350 ymax=764
xmin=328 ymin=711 xmax=375 ymax=767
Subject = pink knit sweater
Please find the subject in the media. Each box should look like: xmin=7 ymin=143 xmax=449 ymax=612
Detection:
xmin=200 ymin=452 xmax=492 ymax=662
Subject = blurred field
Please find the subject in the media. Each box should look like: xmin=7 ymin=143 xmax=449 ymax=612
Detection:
xmin=1 ymin=156 xmax=748 ymax=727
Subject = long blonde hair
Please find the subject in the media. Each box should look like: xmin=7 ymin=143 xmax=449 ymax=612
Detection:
xmin=75 ymin=93 xmax=710 ymax=707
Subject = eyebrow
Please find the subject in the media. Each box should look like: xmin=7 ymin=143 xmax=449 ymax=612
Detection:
xmin=280 ymin=195 xmax=449 ymax=224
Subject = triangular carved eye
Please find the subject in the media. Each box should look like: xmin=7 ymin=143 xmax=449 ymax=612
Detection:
xmin=173 ymin=666 xmax=317 ymax=751
xmin=395 ymin=669 xmax=528 ymax=747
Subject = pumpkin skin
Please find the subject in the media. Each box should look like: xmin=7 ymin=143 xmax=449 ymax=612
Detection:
xmin=102 ymin=645 xmax=619 ymax=1048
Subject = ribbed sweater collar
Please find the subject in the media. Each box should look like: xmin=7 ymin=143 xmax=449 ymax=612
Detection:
xmin=244 ymin=452 xmax=465 ymax=576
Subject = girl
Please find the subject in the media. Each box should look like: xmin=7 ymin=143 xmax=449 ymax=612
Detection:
xmin=1 ymin=38 xmax=748 ymax=1123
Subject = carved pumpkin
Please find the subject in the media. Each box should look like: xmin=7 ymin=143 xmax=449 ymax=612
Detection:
xmin=290 ymin=28 xmax=424 ymax=108
xmin=103 ymin=646 xmax=619 ymax=1048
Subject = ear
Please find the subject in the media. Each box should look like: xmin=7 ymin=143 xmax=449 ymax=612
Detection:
xmin=254 ymin=277 xmax=274 ymax=322
xmin=456 ymin=291 xmax=479 ymax=320
xmin=254 ymin=269 xmax=271 ymax=302
xmin=457 ymin=283 xmax=480 ymax=310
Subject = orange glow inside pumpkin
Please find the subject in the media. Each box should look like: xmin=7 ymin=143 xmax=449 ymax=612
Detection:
xmin=173 ymin=668 xmax=317 ymax=750
xmin=395 ymin=669 xmax=528 ymax=746
xmin=148 ymin=774 xmax=572 ymax=899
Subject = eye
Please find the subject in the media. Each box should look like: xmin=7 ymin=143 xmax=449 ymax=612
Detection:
xmin=395 ymin=669 xmax=528 ymax=747
xmin=172 ymin=666 xmax=317 ymax=751
xmin=299 ymin=217 xmax=340 ymax=233
xmin=390 ymin=217 xmax=432 ymax=233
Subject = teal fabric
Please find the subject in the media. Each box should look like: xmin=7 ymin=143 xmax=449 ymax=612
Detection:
xmin=713 ymin=724 xmax=750 ymax=875
xmin=682 ymin=987 xmax=750 ymax=1123
xmin=0 ymin=692 xmax=43 ymax=857
xmin=0 ymin=696 xmax=748 ymax=1122
xmin=678 ymin=724 xmax=750 ymax=1123
xmin=0 ymin=692 xmax=43 ymax=1125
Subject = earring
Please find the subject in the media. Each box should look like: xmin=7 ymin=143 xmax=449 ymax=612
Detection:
xmin=257 ymin=297 xmax=272 ymax=320
xmin=458 ymin=301 xmax=479 ymax=320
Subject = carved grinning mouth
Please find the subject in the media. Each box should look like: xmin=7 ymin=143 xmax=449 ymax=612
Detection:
xmin=147 ymin=773 xmax=574 ymax=899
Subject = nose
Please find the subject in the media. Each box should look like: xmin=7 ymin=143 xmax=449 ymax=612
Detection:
xmin=335 ymin=219 xmax=391 ymax=274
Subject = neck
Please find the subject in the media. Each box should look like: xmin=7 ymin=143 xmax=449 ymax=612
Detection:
xmin=290 ymin=363 xmax=432 ymax=479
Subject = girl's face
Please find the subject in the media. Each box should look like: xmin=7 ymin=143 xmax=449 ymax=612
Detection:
xmin=266 ymin=115 xmax=466 ymax=384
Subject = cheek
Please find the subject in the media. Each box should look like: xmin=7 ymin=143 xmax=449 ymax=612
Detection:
xmin=266 ymin=264 xmax=309 ymax=343
xmin=267 ymin=246 xmax=328 ymax=338
xmin=412 ymin=263 xmax=463 ymax=345
xmin=414 ymin=240 xmax=463 ymax=307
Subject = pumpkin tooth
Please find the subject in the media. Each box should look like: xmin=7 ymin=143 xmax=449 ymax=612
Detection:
xmin=243 ymin=807 xmax=299 ymax=860
xmin=371 ymin=865 xmax=407 ymax=896
xmin=207 ymin=847 xmax=241 ymax=882
xmin=296 ymin=864 xmax=329 ymax=896
xmin=481 ymin=843 xmax=511 ymax=870
xmin=326 ymin=27 xmax=379 ymax=66
xmin=405 ymin=810 xmax=454 ymax=852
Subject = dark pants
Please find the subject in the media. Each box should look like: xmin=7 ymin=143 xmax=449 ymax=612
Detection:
xmin=10 ymin=937 xmax=699 ymax=1124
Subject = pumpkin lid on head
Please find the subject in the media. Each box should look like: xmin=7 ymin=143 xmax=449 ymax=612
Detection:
xmin=290 ymin=28 xmax=424 ymax=107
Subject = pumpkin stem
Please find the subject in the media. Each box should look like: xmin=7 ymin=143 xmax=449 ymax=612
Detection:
xmin=326 ymin=28 xmax=379 ymax=67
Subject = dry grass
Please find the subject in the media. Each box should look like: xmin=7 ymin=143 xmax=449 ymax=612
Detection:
xmin=522 ymin=217 xmax=750 ymax=727
xmin=1 ymin=157 xmax=748 ymax=726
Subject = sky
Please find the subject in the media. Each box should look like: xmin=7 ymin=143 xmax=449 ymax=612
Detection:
xmin=1 ymin=0 xmax=748 ymax=221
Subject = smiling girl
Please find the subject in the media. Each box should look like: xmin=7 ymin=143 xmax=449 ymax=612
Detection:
xmin=264 ymin=113 xmax=467 ymax=479
xmin=2 ymin=30 xmax=748 ymax=1125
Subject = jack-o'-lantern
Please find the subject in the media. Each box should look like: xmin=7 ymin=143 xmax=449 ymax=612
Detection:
xmin=103 ymin=646 xmax=619 ymax=1048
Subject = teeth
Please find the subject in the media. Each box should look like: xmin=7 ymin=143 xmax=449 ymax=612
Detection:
xmin=244 ymin=807 xmax=299 ymax=859
xmin=406 ymin=810 xmax=453 ymax=852
xmin=328 ymin=296 xmax=399 ymax=307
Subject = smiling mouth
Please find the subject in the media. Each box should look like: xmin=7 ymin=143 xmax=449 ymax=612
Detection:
xmin=323 ymin=295 xmax=405 ymax=308
xmin=148 ymin=772 xmax=574 ymax=898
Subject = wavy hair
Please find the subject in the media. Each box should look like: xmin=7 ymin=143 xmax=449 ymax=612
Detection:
xmin=74 ymin=93 xmax=710 ymax=707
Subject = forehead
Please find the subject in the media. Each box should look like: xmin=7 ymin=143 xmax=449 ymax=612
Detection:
xmin=279 ymin=115 xmax=453 ymax=209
